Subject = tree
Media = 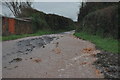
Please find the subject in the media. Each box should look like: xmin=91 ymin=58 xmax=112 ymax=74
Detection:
xmin=77 ymin=1 xmax=86 ymax=22
xmin=3 ymin=0 xmax=32 ymax=17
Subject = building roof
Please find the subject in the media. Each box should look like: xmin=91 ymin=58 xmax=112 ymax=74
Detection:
xmin=2 ymin=16 xmax=31 ymax=22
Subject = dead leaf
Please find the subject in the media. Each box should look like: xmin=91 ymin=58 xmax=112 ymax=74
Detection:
xmin=91 ymin=54 xmax=96 ymax=57
xmin=82 ymin=48 xmax=94 ymax=53
xmin=52 ymin=48 xmax=61 ymax=54
xmin=95 ymin=69 xmax=101 ymax=76
xmin=33 ymin=58 xmax=42 ymax=63
xmin=80 ymin=62 xmax=87 ymax=65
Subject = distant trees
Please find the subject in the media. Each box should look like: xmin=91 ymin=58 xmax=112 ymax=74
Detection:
xmin=3 ymin=0 xmax=32 ymax=17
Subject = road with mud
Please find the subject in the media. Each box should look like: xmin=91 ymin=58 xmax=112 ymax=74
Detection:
xmin=2 ymin=30 xmax=104 ymax=78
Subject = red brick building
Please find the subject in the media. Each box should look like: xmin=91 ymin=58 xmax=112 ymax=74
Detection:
xmin=2 ymin=16 xmax=33 ymax=36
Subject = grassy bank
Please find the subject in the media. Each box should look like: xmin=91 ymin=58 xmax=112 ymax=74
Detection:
xmin=74 ymin=32 xmax=119 ymax=53
xmin=2 ymin=30 xmax=65 ymax=41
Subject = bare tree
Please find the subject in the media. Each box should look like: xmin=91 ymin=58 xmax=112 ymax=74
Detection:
xmin=3 ymin=0 xmax=32 ymax=17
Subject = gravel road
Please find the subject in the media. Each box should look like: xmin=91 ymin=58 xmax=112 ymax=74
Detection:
xmin=2 ymin=30 xmax=104 ymax=78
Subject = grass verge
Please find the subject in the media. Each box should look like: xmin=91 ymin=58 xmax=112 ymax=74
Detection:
xmin=2 ymin=30 xmax=65 ymax=41
xmin=74 ymin=32 xmax=119 ymax=53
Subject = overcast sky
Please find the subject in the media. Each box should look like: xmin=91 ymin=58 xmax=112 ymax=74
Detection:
xmin=2 ymin=2 xmax=81 ymax=21
xmin=32 ymin=2 xmax=80 ymax=21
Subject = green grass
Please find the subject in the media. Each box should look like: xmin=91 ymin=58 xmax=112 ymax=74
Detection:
xmin=2 ymin=30 xmax=65 ymax=41
xmin=74 ymin=32 xmax=119 ymax=53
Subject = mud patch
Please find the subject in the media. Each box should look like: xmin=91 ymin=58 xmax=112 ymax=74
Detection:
xmin=16 ymin=36 xmax=56 ymax=55
xmin=9 ymin=58 xmax=22 ymax=63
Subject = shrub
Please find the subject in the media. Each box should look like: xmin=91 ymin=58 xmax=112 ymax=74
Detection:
xmin=31 ymin=13 xmax=49 ymax=32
